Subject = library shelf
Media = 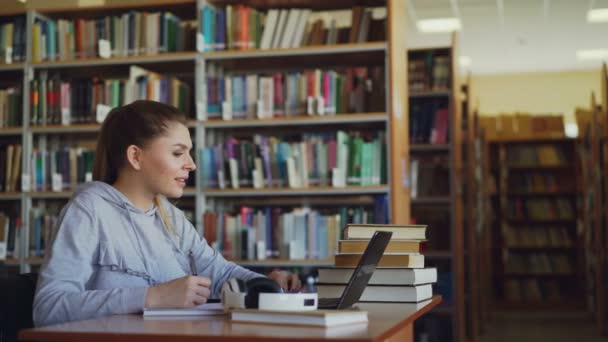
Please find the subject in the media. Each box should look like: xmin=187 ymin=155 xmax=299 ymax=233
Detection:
xmin=2 ymin=258 xmax=22 ymax=266
xmin=0 ymin=127 xmax=23 ymax=136
xmin=495 ymin=300 xmax=585 ymax=311
xmin=505 ymin=218 xmax=577 ymax=224
xmin=30 ymin=51 xmax=197 ymax=69
xmin=202 ymin=42 xmax=386 ymax=61
xmin=0 ymin=63 xmax=25 ymax=71
xmin=411 ymin=196 xmax=452 ymax=205
xmin=410 ymin=90 xmax=451 ymax=98
xmin=25 ymin=188 xmax=196 ymax=199
xmin=492 ymin=190 xmax=579 ymax=197
xmin=202 ymin=185 xmax=389 ymax=197
xmin=30 ymin=124 xmax=102 ymax=134
xmin=203 ymin=113 xmax=387 ymax=128
xmin=410 ymin=144 xmax=451 ymax=152
xmin=233 ymin=258 xmax=334 ymax=267
xmin=503 ymin=273 xmax=577 ymax=278
xmin=506 ymin=246 xmax=576 ymax=251
xmin=0 ymin=192 xmax=22 ymax=200
xmin=206 ymin=0 xmax=385 ymax=10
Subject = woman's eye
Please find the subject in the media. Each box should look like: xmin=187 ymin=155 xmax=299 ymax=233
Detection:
xmin=173 ymin=152 xmax=184 ymax=157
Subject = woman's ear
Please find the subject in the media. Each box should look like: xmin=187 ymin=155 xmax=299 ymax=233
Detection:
xmin=125 ymin=144 xmax=143 ymax=171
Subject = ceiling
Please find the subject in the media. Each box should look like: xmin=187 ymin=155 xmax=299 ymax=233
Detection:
xmin=406 ymin=0 xmax=608 ymax=74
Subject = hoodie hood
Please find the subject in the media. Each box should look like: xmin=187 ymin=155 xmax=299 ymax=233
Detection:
xmin=75 ymin=181 xmax=158 ymax=216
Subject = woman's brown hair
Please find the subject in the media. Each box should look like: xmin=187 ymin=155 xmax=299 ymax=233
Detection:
xmin=93 ymin=100 xmax=188 ymax=233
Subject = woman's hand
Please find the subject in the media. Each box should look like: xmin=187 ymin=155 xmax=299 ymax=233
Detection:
xmin=268 ymin=271 xmax=302 ymax=292
xmin=145 ymin=275 xmax=211 ymax=309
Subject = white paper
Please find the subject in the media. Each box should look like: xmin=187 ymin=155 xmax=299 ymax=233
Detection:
xmin=222 ymin=101 xmax=232 ymax=120
xmin=98 ymin=39 xmax=111 ymax=59
xmin=21 ymin=173 xmax=30 ymax=192
xmin=256 ymin=241 xmax=266 ymax=260
xmin=218 ymin=170 xmax=226 ymax=189
xmin=316 ymin=96 xmax=325 ymax=115
xmin=197 ymin=32 xmax=205 ymax=53
xmin=256 ymin=100 xmax=263 ymax=119
xmin=306 ymin=96 xmax=314 ymax=115
xmin=0 ymin=242 xmax=6 ymax=260
xmin=52 ymin=173 xmax=63 ymax=192
xmin=61 ymin=107 xmax=71 ymax=125
xmin=5 ymin=47 xmax=12 ymax=64
xmin=96 ymin=104 xmax=112 ymax=123
xmin=196 ymin=101 xmax=205 ymax=121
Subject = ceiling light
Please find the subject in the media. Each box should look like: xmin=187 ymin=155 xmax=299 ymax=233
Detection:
xmin=576 ymin=49 xmax=608 ymax=61
xmin=587 ymin=8 xmax=608 ymax=22
xmin=416 ymin=18 xmax=462 ymax=33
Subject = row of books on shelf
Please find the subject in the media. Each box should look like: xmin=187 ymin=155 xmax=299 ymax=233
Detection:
xmin=32 ymin=11 xmax=195 ymax=62
xmin=0 ymin=86 xmax=22 ymax=128
xmin=502 ymin=225 xmax=574 ymax=248
xmin=505 ymin=173 xmax=575 ymax=193
xmin=318 ymin=224 xmax=434 ymax=303
xmin=409 ymin=102 xmax=449 ymax=144
xmin=504 ymin=144 xmax=569 ymax=166
xmin=29 ymin=147 xmax=95 ymax=192
xmin=1 ymin=144 xmax=22 ymax=193
xmin=199 ymin=5 xmax=385 ymax=52
xmin=505 ymin=253 xmax=574 ymax=275
xmin=200 ymin=131 xmax=387 ymax=189
xmin=0 ymin=18 xmax=26 ymax=64
xmin=505 ymin=279 xmax=576 ymax=302
xmin=507 ymin=198 xmax=575 ymax=221
xmin=30 ymin=66 xmax=191 ymax=126
xmin=410 ymin=156 xmax=450 ymax=198
xmin=408 ymin=53 xmax=450 ymax=93
xmin=202 ymin=200 xmax=388 ymax=261
xmin=1 ymin=205 xmax=76 ymax=261
xmin=481 ymin=114 xmax=565 ymax=141
xmin=0 ymin=212 xmax=21 ymax=260
xmin=205 ymin=65 xmax=384 ymax=119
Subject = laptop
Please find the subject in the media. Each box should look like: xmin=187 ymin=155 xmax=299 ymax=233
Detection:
xmin=317 ymin=230 xmax=393 ymax=309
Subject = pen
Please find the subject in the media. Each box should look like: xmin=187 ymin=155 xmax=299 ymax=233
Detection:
xmin=188 ymin=250 xmax=198 ymax=276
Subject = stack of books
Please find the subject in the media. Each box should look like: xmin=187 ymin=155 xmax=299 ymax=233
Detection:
xmin=317 ymin=224 xmax=437 ymax=303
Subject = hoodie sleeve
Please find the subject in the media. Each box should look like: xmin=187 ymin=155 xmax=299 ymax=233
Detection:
xmin=33 ymin=195 xmax=147 ymax=327
xmin=174 ymin=209 xmax=264 ymax=296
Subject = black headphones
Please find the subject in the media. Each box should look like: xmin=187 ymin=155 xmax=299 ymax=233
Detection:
xmin=224 ymin=277 xmax=283 ymax=309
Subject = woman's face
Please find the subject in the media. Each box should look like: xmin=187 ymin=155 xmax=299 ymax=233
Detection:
xmin=139 ymin=122 xmax=196 ymax=198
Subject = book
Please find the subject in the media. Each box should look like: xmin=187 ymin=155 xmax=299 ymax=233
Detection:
xmin=230 ymin=308 xmax=368 ymax=327
xmin=334 ymin=253 xmax=425 ymax=268
xmin=143 ymin=302 xmax=225 ymax=316
xmin=318 ymin=267 xmax=437 ymax=285
xmin=343 ymin=224 xmax=427 ymax=240
xmin=317 ymin=284 xmax=433 ymax=303
xmin=338 ymin=239 xmax=424 ymax=254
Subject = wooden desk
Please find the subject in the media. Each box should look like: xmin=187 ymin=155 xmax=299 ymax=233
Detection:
xmin=20 ymin=296 xmax=441 ymax=342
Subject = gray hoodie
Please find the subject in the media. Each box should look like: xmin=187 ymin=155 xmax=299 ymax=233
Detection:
xmin=33 ymin=181 xmax=262 ymax=327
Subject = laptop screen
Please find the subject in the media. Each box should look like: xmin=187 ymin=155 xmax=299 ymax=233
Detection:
xmin=337 ymin=230 xmax=393 ymax=309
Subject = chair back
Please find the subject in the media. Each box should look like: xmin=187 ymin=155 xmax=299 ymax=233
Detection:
xmin=0 ymin=273 xmax=38 ymax=342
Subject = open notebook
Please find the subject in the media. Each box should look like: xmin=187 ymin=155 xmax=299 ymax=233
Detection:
xmin=143 ymin=302 xmax=225 ymax=316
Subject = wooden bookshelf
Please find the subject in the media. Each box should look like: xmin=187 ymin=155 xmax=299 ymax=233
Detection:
xmin=0 ymin=192 xmax=23 ymax=200
xmin=0 ymin=127 xmax=23 ymax=136
xmin=203 ymin=42 xmax=386 ymax=60
xmin=602 ymin=63 xmax=608 ymax=336
xmin=203 ymin=112 xmax=387 ymax=128
xmin=489 ymin=137 xmax=584 ymax=311
xmin=407 ymin=35 xmax=465 ymax=342
xmin=30 ymin=51 xmax=197 ymax=69
xmin=203 ymin=185 xmax=389 ymax=197
xmin=0 ymin=63 xmax=25 ymax=71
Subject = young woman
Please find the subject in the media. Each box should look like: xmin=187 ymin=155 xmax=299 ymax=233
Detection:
xmin=33 ymin=100 xmax=301 ymax=327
